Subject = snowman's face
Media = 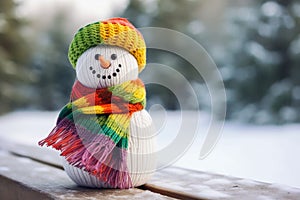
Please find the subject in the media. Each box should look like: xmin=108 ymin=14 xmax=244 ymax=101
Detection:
xmin=76 ymin=45 xmax=139 ymax=88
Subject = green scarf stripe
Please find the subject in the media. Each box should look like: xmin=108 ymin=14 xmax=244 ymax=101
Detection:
xmin=76 ymin=118 xmax=128 ymax=149
xmin=117 ymin=138 xmax=128 ymax=149
xmin=100 ymin=124 xmax=128 ymax=149
xmin=71 ymin=112 xmax=128 ymax=147
xmin=76 ymin=115 xmax=107 ymax=131
xmin=74 ymin=113 xmax=129 ymax=137
xmin=57 ymin=103 xmax=72 ymax=121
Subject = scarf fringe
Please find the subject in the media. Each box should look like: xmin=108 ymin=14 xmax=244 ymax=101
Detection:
xmin=38 ymin=118 xmax=132 ymax=189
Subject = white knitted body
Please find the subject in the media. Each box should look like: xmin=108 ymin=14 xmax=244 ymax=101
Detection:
xmin=62 ymin=110 xmax=155 ymax=188
xmin=62 ymin=45 xmax=156 ymax=188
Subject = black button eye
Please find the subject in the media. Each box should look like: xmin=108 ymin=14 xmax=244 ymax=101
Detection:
xmin=111 ymin=54 xmax=117 ymax=60
xmin=95 ymin=54 xmax=101 ymax=60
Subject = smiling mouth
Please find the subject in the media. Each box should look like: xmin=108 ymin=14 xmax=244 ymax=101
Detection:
xmin=89 ymin=64 xmax=122 ymax=79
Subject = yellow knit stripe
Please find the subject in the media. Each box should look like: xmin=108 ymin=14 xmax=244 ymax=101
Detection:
xmin=79 ymin=106 xmax=105 ymax=114
xmin=99 ymin=22 xmax=146 ymax=72
xmin=106 ymin=114 xmax=131 ymax=138
xmin=72 ymin=97 xmax=90 ymax=108
xmin=133 ymin=87 xmax=145 ymax=100
xmin=109 ymin=80 xmax=145 ymax=103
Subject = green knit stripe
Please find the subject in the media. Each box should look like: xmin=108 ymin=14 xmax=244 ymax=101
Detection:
xmin=58 ymin=103 xmax=73 ymax=121
xmin=71 ymin=111 xmax=129 ymax=148
xmin=68 ymin=22 xmax=103 ymax=68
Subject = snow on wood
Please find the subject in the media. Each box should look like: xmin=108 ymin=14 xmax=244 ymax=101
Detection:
xmin=145 ymin=167 xmax=300 ymax=200
xmin=0 ymin=150 xmax=174 ymax=200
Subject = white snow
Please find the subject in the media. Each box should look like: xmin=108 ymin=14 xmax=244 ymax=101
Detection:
xmin=256 ymin=196 xmax=275 ymax=200
xmin=130 ymin=190 xmax=171 ymax=199
xmin=0 ymin=111 xmax=58 ymax=145
xmin=189 ymin=184 xmax=210 ymax=191
xmin=34 ymin=167 xmax=51 ymax=172
xmin=189 ymin=173 xmax=212 ymax=180
xmin=175 ymin=121 xmax=300 ymax=189
xmin=203 ymin=178 xmax=232 ymax=185
xmin=0 ymin=110 xmax=300 ymax=190
xmin=268 ymin=183 xmax=300 ymax=193
xmin=261 ymin=1 xmax=283 ymax=17
xmin=195 ymin=189 xmax=231 ymax=199
xmin=17 ymin=157 xmax=33 ymax=164
xmin=0 ymin=167 xmax=10 ymax=172
xmin=162 ymin=167 xmax=187 ymax=175
xmin=235 ymin=179 xmax=262 ymax=187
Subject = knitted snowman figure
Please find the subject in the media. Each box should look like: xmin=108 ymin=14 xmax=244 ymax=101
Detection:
xmin=39 ymin=18 xmax=155 ymax=189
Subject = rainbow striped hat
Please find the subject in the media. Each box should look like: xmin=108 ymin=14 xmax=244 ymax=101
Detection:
xmin=68 ymin=18 xmax=146 ymax=72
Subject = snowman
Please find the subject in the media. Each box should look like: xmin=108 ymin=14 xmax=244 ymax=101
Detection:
xmin=39 ymin=18 xmax=156 ymax=189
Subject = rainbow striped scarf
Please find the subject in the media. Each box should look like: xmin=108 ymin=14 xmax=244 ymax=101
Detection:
xmin=39 ymin=79 xmax=146 ymax=189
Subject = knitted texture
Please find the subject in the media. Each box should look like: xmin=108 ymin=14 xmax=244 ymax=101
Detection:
xmin=39 ymin=79 xmax=146 ymax=189
xmin=68 ymin=18 xmax=146 ymax=72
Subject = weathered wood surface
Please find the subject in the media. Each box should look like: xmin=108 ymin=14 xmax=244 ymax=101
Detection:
xmin=0 ymin=149 xmax=174 ymax=200
xmin=145 ymin=167 xmax=300 ymax=200
xmin=1 ymin=138 xmax=62 ymax=169
xmin=1 ymin=137 xmax=300 ymax=200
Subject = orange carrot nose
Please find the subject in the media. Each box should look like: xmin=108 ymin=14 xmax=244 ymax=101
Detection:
xmin=99 ymin=55 xmax=111 ymax=69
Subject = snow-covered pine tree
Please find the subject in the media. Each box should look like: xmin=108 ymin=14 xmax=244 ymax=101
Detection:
xmin=121 ymin=0 xmax=205 ymax=110
xmin=221 ymin=0 xmax=300 ymax=124
xmin=30 ymin=11 xmax=75 ymax=110
xmin=0 ymin=0 xmax=32 ymax=114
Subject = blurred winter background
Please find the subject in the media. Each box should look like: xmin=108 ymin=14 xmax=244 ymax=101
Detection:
xmin=1 ymin=0 xmax=300 ymax=188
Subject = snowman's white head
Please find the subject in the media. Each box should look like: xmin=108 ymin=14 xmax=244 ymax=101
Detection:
xmin=76 ymin=45 xmax=139 ymax=88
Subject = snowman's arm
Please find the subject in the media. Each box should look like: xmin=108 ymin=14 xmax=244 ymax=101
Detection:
xmin=130 ymin=110 xmax=153 ymax=129
xmin=129 ymin=110 xmax=155 ymax=151
xmin=128 ymin=109 xmax=156 ymax=186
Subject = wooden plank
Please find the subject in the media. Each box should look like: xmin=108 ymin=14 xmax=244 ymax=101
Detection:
xmin=2 ymin=137 xmax=300 ymax=200
xmin=139 ymin=184 xmax=209 ymax=200
xmin=0 ymin=137 xmax=62 ymax=169
xmin=0 ymin=150 xmax=175 ymax=200
xmin=145 ymin=167 xmax=300 ymax=200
